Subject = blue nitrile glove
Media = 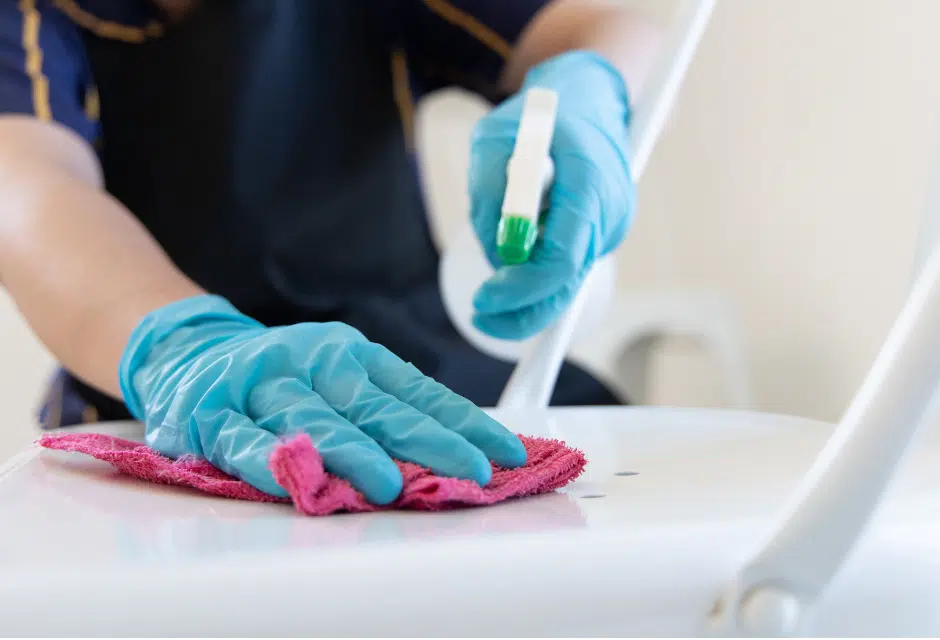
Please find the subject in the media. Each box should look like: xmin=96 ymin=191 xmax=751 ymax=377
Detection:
xmin=119 ymin=295 xmax=527 ymax=504
xmin=468 ymin=51 xmax=636 ymax=340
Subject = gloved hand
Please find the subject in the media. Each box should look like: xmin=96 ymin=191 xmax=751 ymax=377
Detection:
xmin=468 ymin=51 xmax=636 ymax=340
xmin=119 ymin=294 xmax=527 ymax=504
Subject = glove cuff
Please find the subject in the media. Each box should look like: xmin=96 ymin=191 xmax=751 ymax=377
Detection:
xmin=118 ymin=294 xmax=261 ymax=420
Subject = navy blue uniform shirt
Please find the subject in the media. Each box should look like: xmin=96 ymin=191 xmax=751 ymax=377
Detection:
xmin=1 ymin=0 xmax=622 ymax=427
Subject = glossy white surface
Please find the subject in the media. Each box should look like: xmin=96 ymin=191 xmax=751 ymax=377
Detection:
xmin=2 ymin=407 xmax=939 ymax=636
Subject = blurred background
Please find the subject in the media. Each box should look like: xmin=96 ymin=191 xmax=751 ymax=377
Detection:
xmin=3 ymin=0 xmax=939 ymax=460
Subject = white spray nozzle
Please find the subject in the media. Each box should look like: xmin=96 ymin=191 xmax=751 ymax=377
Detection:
xmin=498 ymin=88 xmax=558 ymax=265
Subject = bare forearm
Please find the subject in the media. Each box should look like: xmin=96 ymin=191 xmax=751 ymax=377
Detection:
xmin=0 ymin=117 xmax=204 ymax=399
xmin=502 ymin=0 xmax=663 ymax=100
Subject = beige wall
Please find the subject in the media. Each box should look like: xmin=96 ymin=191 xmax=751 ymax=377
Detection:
xmin=2 ymin=0 xmax=939 ymax=460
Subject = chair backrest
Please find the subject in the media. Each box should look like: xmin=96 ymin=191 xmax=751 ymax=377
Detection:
xmin=705 ymin=57 xmax=940 ymax=640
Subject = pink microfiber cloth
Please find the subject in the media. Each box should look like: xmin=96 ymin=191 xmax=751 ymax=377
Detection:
xmin=38 ymin=432 xmax=586 ymax=515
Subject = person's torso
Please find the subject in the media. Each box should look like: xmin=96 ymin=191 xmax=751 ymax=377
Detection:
xmin=82 ymin=0 xmax=437 ymax=324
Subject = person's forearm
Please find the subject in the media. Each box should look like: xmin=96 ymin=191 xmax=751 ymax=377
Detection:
xmin=0 ymin=116 xmax=205 ymax=399
xmin=502 ymin=0 xmax=663 ymax=101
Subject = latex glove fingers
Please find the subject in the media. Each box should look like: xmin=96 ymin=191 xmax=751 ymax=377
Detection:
xmin=352 ymin=339 xmax=528 ymax=468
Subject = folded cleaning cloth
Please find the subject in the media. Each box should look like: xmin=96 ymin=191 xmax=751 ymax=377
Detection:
xmin=38 ymin=432 xmax=587 ymax=515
